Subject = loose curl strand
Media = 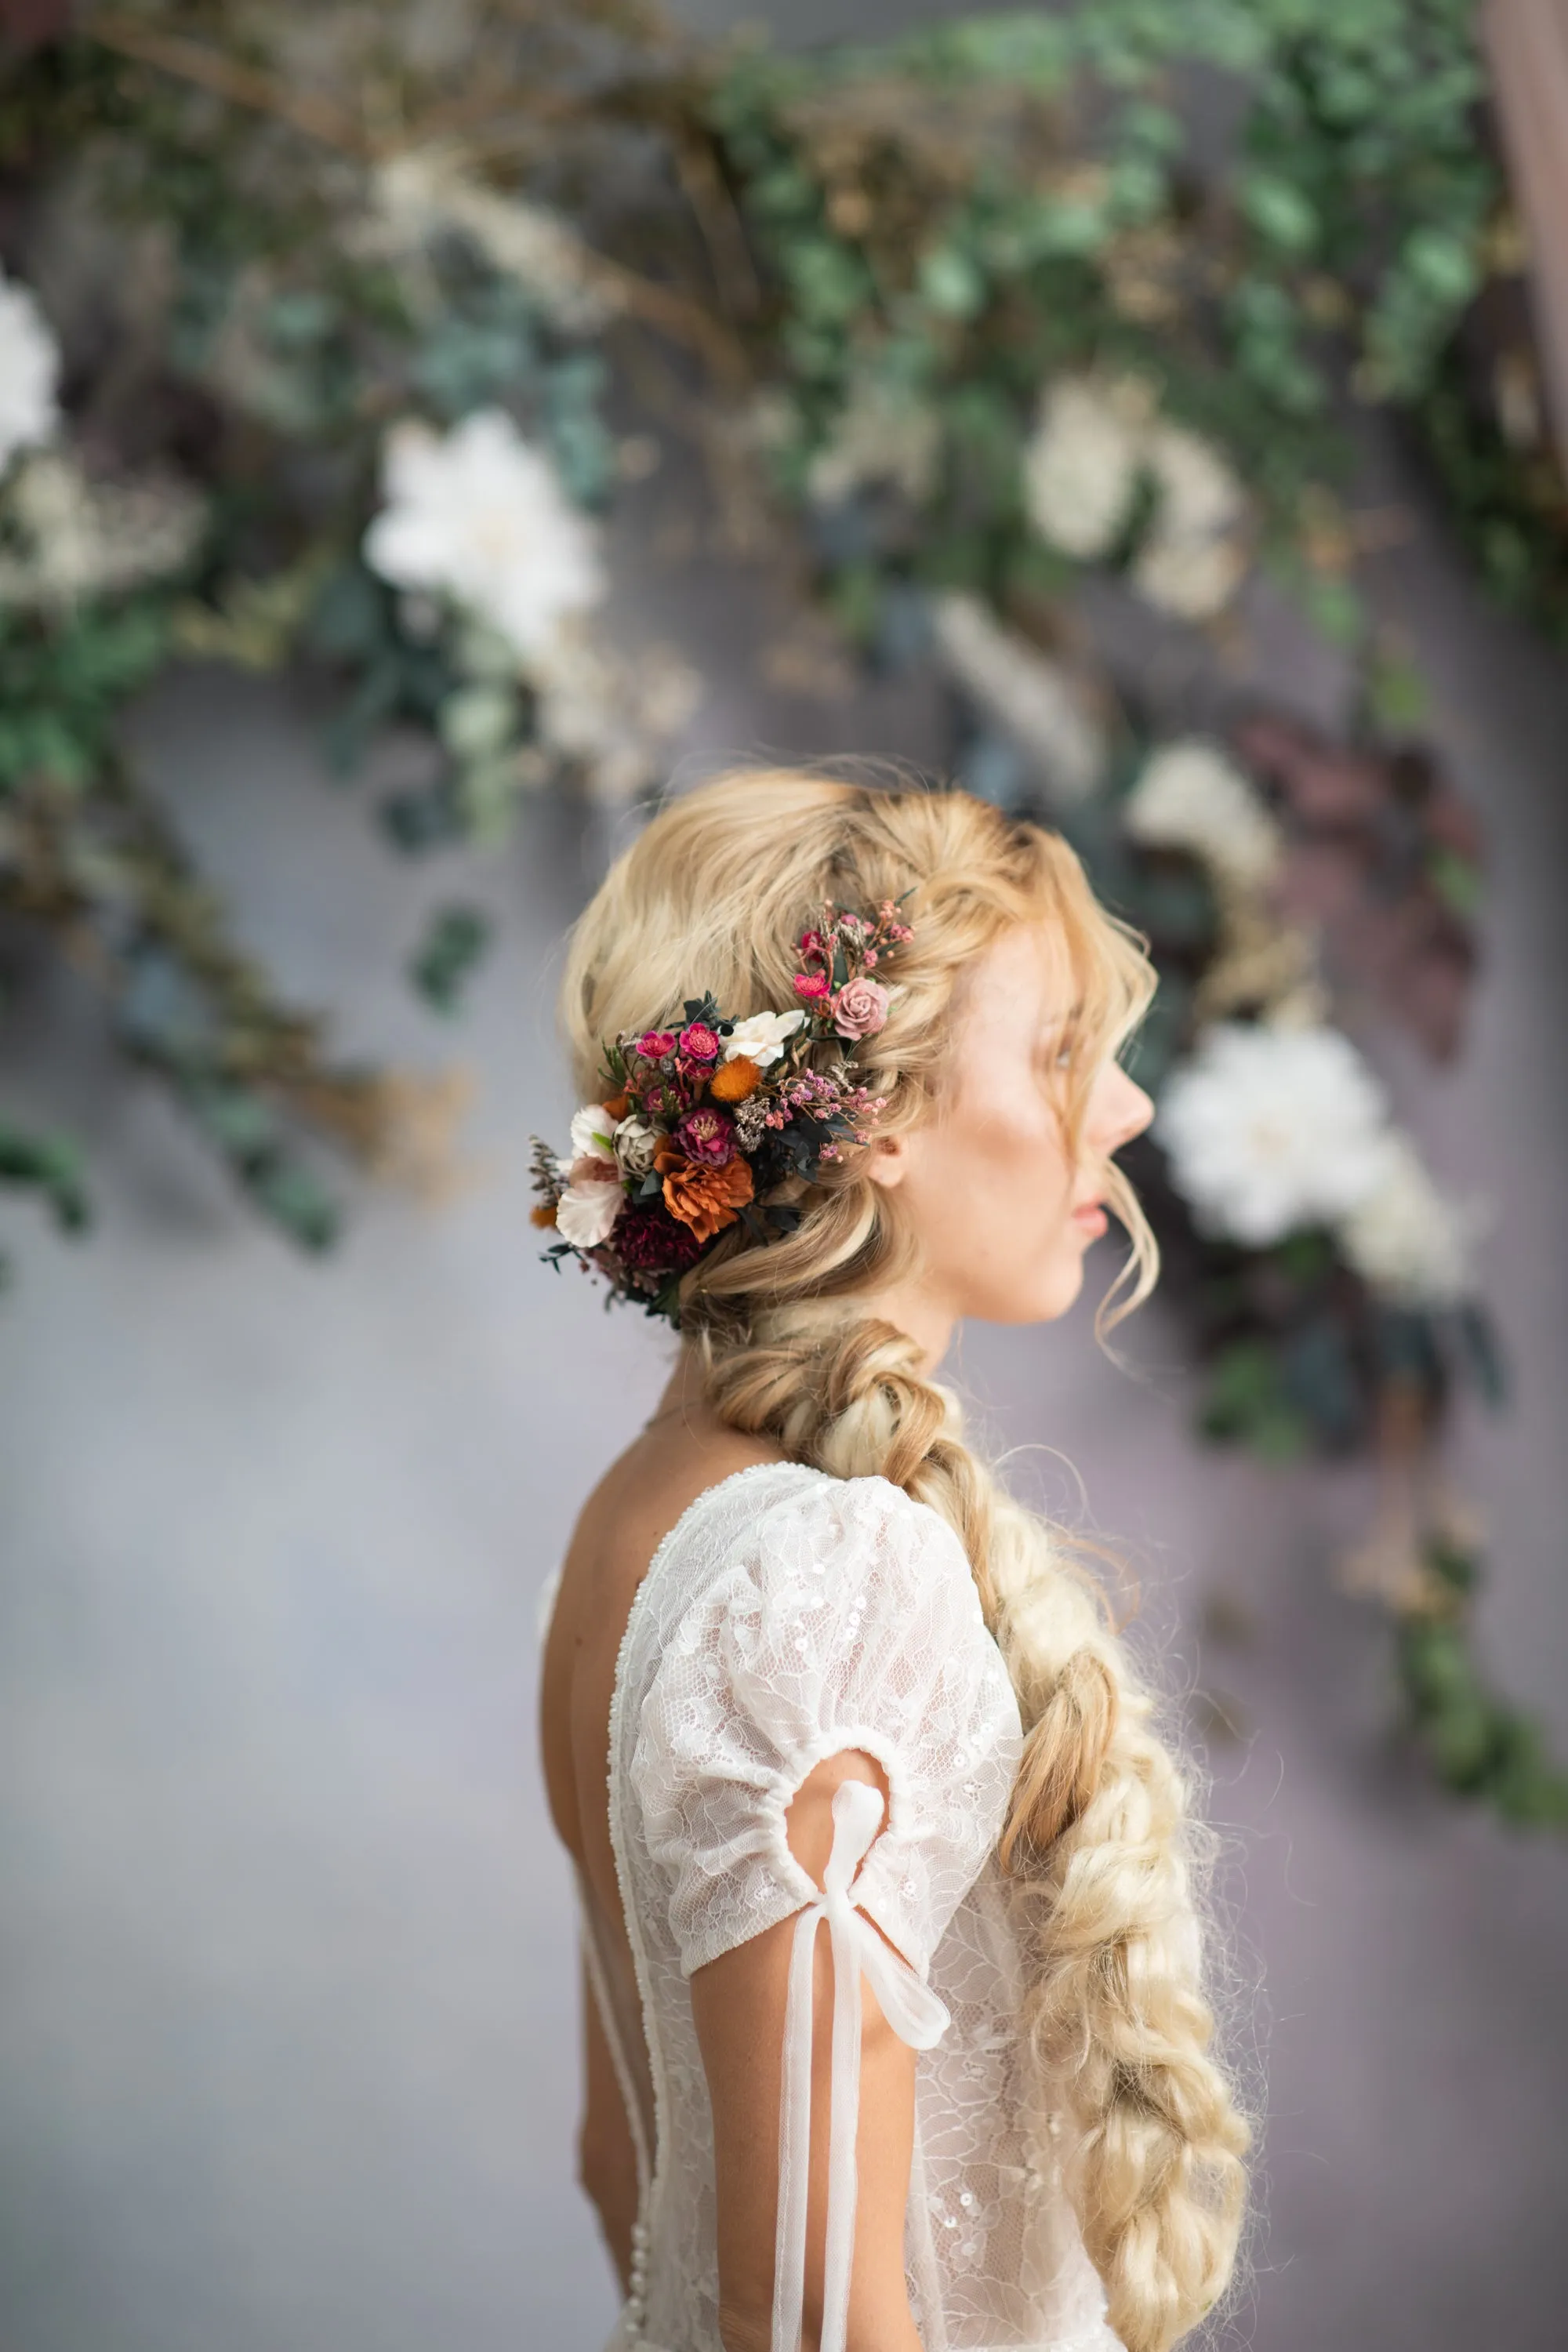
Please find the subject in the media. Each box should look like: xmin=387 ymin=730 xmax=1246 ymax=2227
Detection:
xmin=561 ymin=769 xmax=1251 ymax=2352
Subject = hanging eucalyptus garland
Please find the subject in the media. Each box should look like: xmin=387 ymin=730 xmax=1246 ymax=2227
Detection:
xmin=2 ymin=0 xmax=1563 ymax=1823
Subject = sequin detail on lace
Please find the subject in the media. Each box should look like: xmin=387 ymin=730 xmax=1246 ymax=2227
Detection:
xmin=604 ymin=1463 xmax=1124 ymax=2352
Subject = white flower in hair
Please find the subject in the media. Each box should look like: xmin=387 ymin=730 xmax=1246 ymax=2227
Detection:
xmin=614 ymin=1117 xmax=658 ymax=1176
xmin=568 ymin=1103 xmax=619 ymax=1160
xmin=0 ymin=267 xmax=60 ymax=477
xmin=1338 ymin=1131 xmax=1479 ymax=1307
xmin=1156 ymin=1021 xmax=1392 ymax=1246
xmin=555 ymin=1177 xmax=624 ymax=1248
xmin=722 ymin=1008 xmax=808 ymax=1067
xmin=363 ymin=408 xmax=603 ymax=659
xmin=1123 ymin=739 xmax=1283 ymax=896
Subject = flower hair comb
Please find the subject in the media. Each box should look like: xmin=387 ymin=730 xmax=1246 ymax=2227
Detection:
xmin=530 ymin=898 xmax=913 ymax=1324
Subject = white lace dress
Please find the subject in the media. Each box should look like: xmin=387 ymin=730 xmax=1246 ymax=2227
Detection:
xmin=556 ymin=1459 xmax=1122 ymax=2352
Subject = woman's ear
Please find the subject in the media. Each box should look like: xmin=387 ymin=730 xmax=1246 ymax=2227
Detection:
xmin=862 ymin=1131 xmax=909 ymax=1191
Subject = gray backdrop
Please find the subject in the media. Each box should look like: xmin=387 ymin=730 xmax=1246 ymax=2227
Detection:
xmin=4 ymin=9 xmax=1568 ymax=2348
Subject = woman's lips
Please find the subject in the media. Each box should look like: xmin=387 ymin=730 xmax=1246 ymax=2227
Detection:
xmin=1072 ymin=1202 xmax=1109 ymax=1236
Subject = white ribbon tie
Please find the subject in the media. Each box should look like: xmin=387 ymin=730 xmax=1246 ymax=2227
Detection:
xmin=770 ymin=1777 xmax=951 ymax=2352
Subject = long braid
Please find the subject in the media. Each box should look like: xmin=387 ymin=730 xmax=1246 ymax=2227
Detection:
xmin=562 ymin=769 xmax=1252 ymax=2351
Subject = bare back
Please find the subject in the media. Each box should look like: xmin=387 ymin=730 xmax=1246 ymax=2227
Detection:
xmin=538 ymin=1401 xmax=787 ymax=2171
xmin=537 ymin=1388 xmax=937 ymax=2350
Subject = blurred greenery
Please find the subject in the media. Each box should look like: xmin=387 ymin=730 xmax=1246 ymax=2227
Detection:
xmin=1 ymin=0 xmax=1562 ymax=1821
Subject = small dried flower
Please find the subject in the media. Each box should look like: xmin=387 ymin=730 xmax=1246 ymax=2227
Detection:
xmin=832 ymin=975 xmax=890 ymax=1040
xmin=568 ymin=1152 xmax=619 ymax=1185
xmin=679 ymin=1022 xmax=720 ymax=1062
xmin=794 ymin=971 xmax=831 ymax=1000
xmin=603 ymin=1091 xmax=631 ymax=1121
xmin=710 ymin=1054 xmax=761 ymax=1103
xmin=614 ymin=1118 xmax=659 ymax=1176
xmin=530 ymin=1201 xmax=558 ymax=1228
xmin=636 ymin=1029 xmax=677 ymax=1060
xmin=675 ymin=1104 xmax=735 ymax=1165
xmin=655 ymin=1145 xmax=754 ymax=1242
xmin=614 ymin=1201 xmax=703 ymax=1274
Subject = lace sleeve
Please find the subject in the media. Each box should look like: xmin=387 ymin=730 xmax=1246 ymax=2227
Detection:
xmin=630 ymin=1474 xmax=1022 ymax=2352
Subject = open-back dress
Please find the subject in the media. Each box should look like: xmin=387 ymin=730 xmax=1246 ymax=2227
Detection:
xmin=544 ymin=1458 xmax=1122 ymax=2352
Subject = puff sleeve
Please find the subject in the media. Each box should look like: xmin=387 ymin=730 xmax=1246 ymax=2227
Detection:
xmin=630 ymin=1474 xmax=1022 ymax=2352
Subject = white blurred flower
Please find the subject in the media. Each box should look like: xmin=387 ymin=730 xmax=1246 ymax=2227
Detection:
xmin=528 ymin=622 xmax=701 ymax=804
xmin=370 ymin=151 xmax=618 ymax=334
xmin=721 ymin=1008 xmax=807 ymax=1068
xmin=363 ymin=408 xmax=603 ymax=659
xmin=1338 ymin=1131 xmax=1477 ymax=1307
xmin=0 ymin=450 xmax=205 ymax=610
xmin=555 ymin=1177 xmax=624 ymax=1248
xmin=1123 ymin=739 xmax=1283 ymax=896
xmin=0 ymin=267 xmax=60 ymax=475
xmin=1021 ymin=375 xmax=1145 ymax=558
xmin=807 ymin=377 xmax=941 ymax=507
xmin=1156 ymin=1021 xmax=1392 ymax=1246
xmin=1022 ymin=374 xmax=1251 ymax=619
xmin=931 ymin=591 xmax=1105 ymax=804
xmin=1132 ymin=423 xmax=1250 ymax=621
xmin=568 ymin=1103 xmax=619 ymax=1161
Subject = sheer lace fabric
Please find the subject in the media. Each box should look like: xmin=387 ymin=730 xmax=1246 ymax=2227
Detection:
xmin=586 ymin=1460 xmax=1121 ymax=2352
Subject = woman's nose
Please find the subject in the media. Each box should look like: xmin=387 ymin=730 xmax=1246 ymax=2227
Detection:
xmin=1096 ymin=1066 xmax=1154 ymax=1151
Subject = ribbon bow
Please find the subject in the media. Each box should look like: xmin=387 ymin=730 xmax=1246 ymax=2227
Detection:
xmin=771 ymin=1778 xmax=951 ymax=2352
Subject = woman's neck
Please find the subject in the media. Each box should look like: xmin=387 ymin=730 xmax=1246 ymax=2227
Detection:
xmin=652 ymin=1290 xmax=955 ymax=1433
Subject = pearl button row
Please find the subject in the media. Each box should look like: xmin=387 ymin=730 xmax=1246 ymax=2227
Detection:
xmin=625 ymin=2216 xmax=651 ymax=2332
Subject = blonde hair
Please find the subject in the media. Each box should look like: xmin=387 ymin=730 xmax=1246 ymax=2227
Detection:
xmin=561 ymin=769 xmax=1250 ymax=2352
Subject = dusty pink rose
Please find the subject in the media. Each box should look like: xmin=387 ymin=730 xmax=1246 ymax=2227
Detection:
xmin=636 ymin=1029 xmax=677 ymax=1060
xmin=678 ymin=1022 xmax=720 ymax=1062
xmin=832 ymin=975 xmax=890 ymax=1040
xmin=674 ymin=1105 xmax=735 ymax=1165
xmin=793 ymin=971 xmax=831 ymax=1000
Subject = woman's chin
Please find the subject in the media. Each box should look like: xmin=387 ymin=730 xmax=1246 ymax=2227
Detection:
xmin=972 ymin=1251 xmax=1087 ymax=1329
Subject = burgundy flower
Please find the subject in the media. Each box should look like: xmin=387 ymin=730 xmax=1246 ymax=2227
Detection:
xmin=675 ymin=1104 xmax=735 ymax=1165
xmin=797 ymin=927 xmax=825 ymax=962
xmin=793 ymin=971 xmax=831 ymax=1000
xmin=678 ymin=1022 xmax=720 ymax=1062
xmin=613 ymin=1203 xmax=704 ymax=1275
xmin=636 ymin=1029 xmax=677 ymax=1060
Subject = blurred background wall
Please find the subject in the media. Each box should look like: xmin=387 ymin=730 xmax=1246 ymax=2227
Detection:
xmin=3 ymin=5 xmax=1567 ymax=2351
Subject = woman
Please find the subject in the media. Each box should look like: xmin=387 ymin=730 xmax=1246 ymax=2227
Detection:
xmin=537 ymin=772 xmax=1250 ymax=2352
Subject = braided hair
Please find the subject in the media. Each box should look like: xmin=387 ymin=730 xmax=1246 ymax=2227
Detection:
xmin=561 ymin=770 xmax=1250 ymax=2352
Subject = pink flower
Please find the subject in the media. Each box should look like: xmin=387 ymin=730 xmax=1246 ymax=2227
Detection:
xmin=797 ymin=927 xmax=824 ymax=961
xmin=678 ymin=1022 xmax=720 ymax=1062
xmin=636 ymin=1029 xmax=677 ymax=1060
xmin=674 ymin=1104 xmax=735 ymax=1165
xmin=832 ymin=975 xmax=891 ymax=1040
xmin=793 ymin=971 xmax=831 ymax=1000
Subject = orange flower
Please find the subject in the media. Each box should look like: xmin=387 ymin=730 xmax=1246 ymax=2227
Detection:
xmin=655 ymin=1142 xmax=754 ymax=1243
xmin=709 ymin=1054 xmax=761 ymax=1104
xmin=602 ymin=1091 xmax=631 ymax=1121
xmin=530 ymin=1201 xmax=558 ymax=1229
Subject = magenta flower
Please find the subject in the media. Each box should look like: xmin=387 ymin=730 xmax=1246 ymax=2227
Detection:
xmin=832 ymin=975 xmax=890 ymax=1040
xmin=637 ymin=1029 xmax=677 ymax=1060
xmin=793 ymin=971 xmax=831 ymax=1000
xmin=797 ymin=927 xmax=825 ymax=962
xmin=678 ymin=1022 xmax=720 ymax=1062
xmin=675 ymin=1104 xmax=735 ymax=1165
